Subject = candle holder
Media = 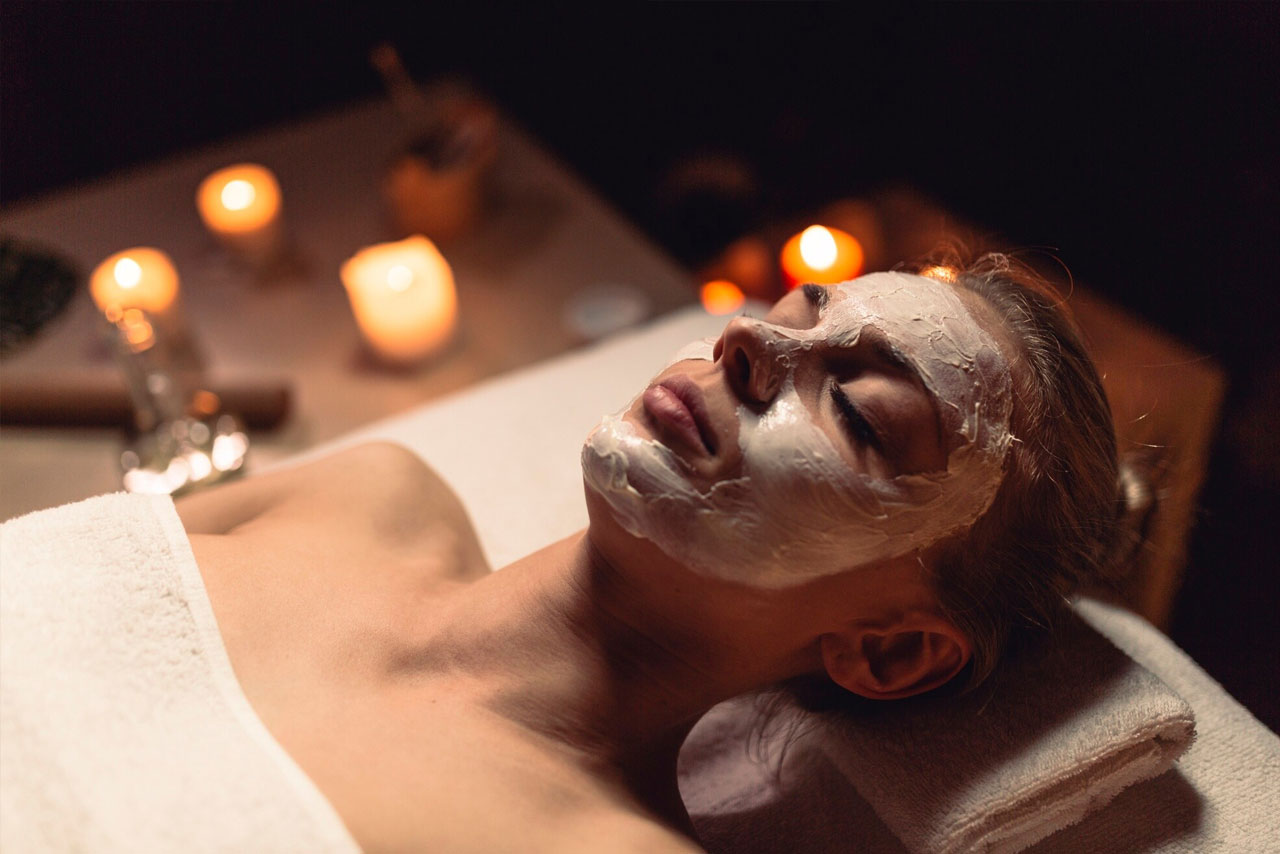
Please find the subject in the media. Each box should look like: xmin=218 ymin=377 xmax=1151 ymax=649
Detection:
xmin=383 ymin=94 xmax=499 ymax=245
xmin=370 ymin=48 xmax=499 ymax=245
xmin=104 ymin=307 xmax=249 ymax=496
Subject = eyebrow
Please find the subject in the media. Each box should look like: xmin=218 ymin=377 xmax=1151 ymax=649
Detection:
xmin=799 ymin=284 xmax=946 ymax=464
xmin=801 ymin=283 xmax=830 ymax=309
xmin=856 ymin=326 xmax=948 ymax=464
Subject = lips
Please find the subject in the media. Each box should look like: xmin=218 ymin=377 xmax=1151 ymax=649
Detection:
xmin=642 ymin=376 xmax=717 ymax=456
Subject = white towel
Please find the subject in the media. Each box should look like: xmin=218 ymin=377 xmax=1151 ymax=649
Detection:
xmin=0 ymin=493 xmax=359 ymax=854
xmin=680 ymin=605 xmax=1196 ymax=854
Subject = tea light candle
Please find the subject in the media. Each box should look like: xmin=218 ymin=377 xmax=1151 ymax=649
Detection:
xmin=340 ymin=235 xmax=457 ymax=365
xmin=196 ymin=163 xmax=283 ymax=261
xmin=779 ymin=225 xmax=865 ymax=289
xmin=89 ymin=247 xmax=180 ymax=314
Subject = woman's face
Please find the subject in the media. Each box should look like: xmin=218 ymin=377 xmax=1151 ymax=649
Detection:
xmin=581 ymin=271 xmax=1014 ymax=589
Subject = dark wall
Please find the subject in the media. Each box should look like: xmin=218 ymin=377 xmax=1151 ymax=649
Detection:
xmin=4 ymin=2 xmax=1278 ymax=727
xmin=5 ymin=3 xmax=1276 ymax=360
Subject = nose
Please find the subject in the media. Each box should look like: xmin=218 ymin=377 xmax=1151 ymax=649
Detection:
xmin=716 ymin=317 xmax=787 ymax=405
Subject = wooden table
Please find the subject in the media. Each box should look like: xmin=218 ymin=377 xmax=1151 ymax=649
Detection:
xmin=0 ymin=97 xmax=696 ymax=520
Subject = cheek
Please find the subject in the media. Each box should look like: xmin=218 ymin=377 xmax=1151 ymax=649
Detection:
xmin=739 ymin=392 xmax=873 ymax=521
xmin=744 ymin=387 xmax=889 ymax=495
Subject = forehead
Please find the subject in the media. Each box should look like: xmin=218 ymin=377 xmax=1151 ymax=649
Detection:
xmin=822 ymin=272 xmax=988 ymax=341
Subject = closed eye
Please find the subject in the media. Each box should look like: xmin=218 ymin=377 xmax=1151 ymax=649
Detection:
xmin=830 ymin=382 xmax=881 ymax=449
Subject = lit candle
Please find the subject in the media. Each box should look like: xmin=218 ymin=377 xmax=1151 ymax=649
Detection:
xmin=700 ymin=280 xmax=746 ymax=316
xmin=196 ymin=163 xmax=283 ymax=261
xmin=339 ymin=235 xmax=457 ymax=365
xmin=779 ymin=225 xmax=865 ymax=289
xmin=89 ymin=247 xmax=180 ymax=314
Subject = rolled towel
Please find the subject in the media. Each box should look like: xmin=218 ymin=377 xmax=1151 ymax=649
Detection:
xmin=680 ymin=605 xmax=1196 ymax=854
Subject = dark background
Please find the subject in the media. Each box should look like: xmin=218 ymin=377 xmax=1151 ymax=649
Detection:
xmin=4 ymin=2 xmax=1278 ymax=729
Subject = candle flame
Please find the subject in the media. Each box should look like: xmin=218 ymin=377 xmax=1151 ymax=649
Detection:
xmin=798 ymin=226 xmax=838 ymax=271
xmin=114 ymin=257 xmax=143 ymax=289
xmin=700 ymin=280 xmax=745 ymax=316
xmin=386 ymin=264 xmax=414 ymax=292
xmin=220 ymin=179 xmax=257 ymax=211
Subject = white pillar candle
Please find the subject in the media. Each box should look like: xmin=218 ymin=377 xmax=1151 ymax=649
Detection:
xmin=339 ymin=235 xmax=457 ymax=365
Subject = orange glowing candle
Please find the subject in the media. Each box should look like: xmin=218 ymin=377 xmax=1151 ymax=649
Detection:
xmin=196 ymin=163 xmax=283 ymax=260
xmin=89 ymin=247 xmax=180 ymax=315
xmin=700 ymin=280 xmax=745 ymax=316
xmin=779 ymin=225 xmax=864 ymax=289
xmin=340 ymin=235 xmax=457 ymax=365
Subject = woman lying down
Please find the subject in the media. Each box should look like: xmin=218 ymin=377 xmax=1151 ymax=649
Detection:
xmin=74 ymin=256 xmax=1128 ymax=851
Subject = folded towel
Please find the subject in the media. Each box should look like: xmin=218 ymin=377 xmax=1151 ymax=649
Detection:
xmin=0 ymin=494 xmax=359 ymax=854
xmin=680 ymin=605 xmax=1196 ymax=854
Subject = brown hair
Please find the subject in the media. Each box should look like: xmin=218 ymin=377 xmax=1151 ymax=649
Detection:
xmin=922 ymin=250 xmax=1124 ymax=689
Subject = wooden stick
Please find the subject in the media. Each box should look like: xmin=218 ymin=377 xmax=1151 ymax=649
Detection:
xmin=0 ymin=374 xmax=292 ymax=431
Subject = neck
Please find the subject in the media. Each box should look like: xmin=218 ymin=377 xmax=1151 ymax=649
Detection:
xmin=424 ymin=531 xmax=815 ymax=823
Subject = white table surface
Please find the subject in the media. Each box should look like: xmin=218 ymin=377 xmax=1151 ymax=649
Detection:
xmin=0 ymin=97 xmax=696 ymax=520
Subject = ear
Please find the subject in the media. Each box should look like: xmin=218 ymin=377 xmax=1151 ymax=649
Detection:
xmin=820 ymin=612 xmax=971 ymax=700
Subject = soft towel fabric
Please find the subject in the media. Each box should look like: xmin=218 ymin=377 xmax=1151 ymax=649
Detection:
xmin=1036 ymin=598 xmax=1280 ymax=853
xmin=679 ymin=607 xmax=1195 ymax=854
xmin=678 ymin=600 xmax=1280 ymax=854
xmin=0 ymin=493 xmax=359 ymax=854
xmin=813 ymin=606 xmax=1196 ymax=853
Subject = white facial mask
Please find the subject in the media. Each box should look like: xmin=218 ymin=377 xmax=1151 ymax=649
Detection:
xmin=582 ymin=272 xmax=1014 ymax=588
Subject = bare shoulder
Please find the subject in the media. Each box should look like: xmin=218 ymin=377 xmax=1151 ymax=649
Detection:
xmin=180 ymin=441 xmax=443 ymax=528
xmin=179 ymin=441 xmax=489 ymax=576
xmin=277 ymin=440 xmax=445 ymax=510
xmin=293 ymin=441 xmax=453 ymax=518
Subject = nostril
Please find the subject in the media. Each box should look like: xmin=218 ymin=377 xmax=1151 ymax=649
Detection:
xmin=763 ymin=375 xmax=780 ymax=399
xmin=733 ymin=348 xmax=751 ymax=391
